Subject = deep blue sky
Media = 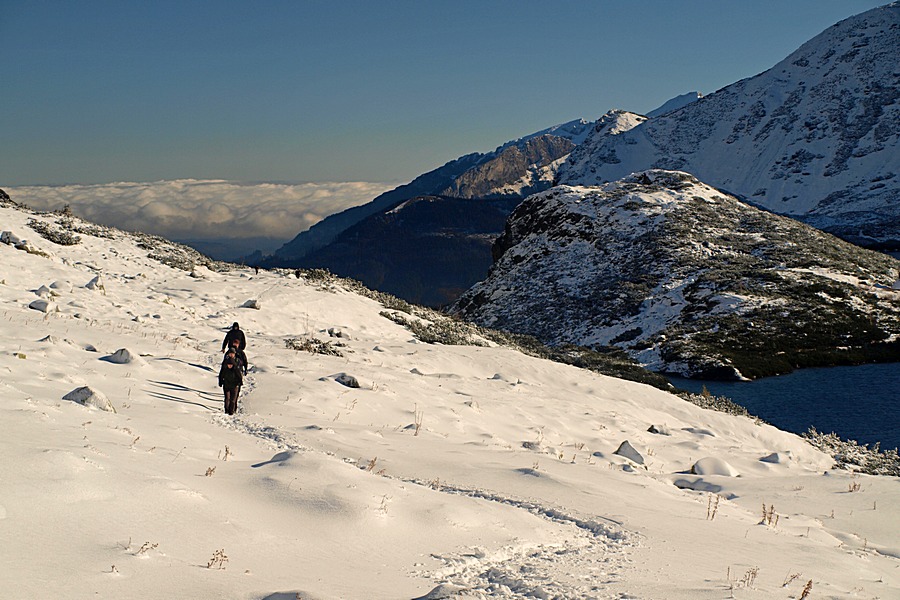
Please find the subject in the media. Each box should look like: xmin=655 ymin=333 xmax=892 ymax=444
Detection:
xmin=0 ymin=0 xmax=888 ymax=186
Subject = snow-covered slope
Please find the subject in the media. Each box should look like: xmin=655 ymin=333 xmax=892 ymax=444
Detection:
xmin=2 ymin=196 xmax=899 ymax=600
xmin=454 ymin=171 xmax=900 ymax=379
xmin=645 ymin=92 xmax=702 ymax=118
xmin=559 ymin=4 xmax=900 ymax=248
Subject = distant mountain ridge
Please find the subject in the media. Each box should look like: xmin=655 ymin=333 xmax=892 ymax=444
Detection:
xmin=453 ymin=170 xmax=900 ymax=379
xmin=263 ymin=119 xmax=593 ymax=266
xmin=559 ymin=3 xmax=900 ymax=250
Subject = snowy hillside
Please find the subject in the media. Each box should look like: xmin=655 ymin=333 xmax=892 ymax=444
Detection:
xmin=454 ymin=171 xmax=900 ymax=379
xmin=559 ymin=3 xmax=900 ymax=249
xmin=1 ymin=196 xmax=898 ymax=599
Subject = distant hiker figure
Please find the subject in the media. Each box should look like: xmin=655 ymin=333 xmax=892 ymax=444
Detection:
xmin=224 ymin=338 xmax=248 ymax=375
xmin=222 ymin=322 xmax=246 ymax=353
xmin=218 ymin=356 xmax=243 ymax=415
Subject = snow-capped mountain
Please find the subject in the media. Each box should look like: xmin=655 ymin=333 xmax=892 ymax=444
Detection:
xmin=645 ymin=91 xmax=703 ymax=118
xmin=453 ymin=170 xmax=900 ymax=379
xmin=559 ymin=3 xmax=900 ymax=250
xmin=2 ymin=188 xmax=899 ymax=599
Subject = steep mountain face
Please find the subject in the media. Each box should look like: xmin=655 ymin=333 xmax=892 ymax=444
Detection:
xmin=261 ymin=153 xmax=484 ymax=265
xmin=263 ymin=120 xmax=593 ymax=267
xmin=293 ymin=195 xmax=520 ymax=307
xmin=453 ymin=170 xmax=900 ymax=379
xmin=559 ymin=4 xmax=900 ymax=250
xmin=438 ymin=134 xmax=575 ymax=199
xmin=262 ymin=121 xmax=611 ymax=305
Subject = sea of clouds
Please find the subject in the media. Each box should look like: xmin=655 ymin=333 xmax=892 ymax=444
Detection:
xmin=6 ymin=179 xmax=395 ymax=243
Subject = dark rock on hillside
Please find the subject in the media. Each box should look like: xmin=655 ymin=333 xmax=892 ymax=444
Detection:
xmin=262 ymin=153 xmax=485 ymax=265
xmin=293 ymin=195 xmax=521 ymax=307
xmin=265 ymin=132 xmax=586 ymax=305
xmin=439 ymin=135 xmax=575 ymax=199
xmin=453 ymin=170 xmax=900 ymax=379
xmin=263 ymin=123 xmax=591 ymax=269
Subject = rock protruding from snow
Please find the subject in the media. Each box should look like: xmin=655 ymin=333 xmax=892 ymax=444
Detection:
xmin=334 ymin=373 xmax=360 ymax=388
xmin=242 ymin=299 xmax=261 ymax=309
xmin=412 ymin=583 xmax=470 ymax=599
xmin=614 ymin=440 xmax=645 ymax=465
xmin=691 ymin=457 xmax=739 ymax=477
xmin=63 ymin=386 xmax=116 ymax=412
xmin=101 ymin=348 xmax=147 ymax=366
xmin=28 ymin=299 xmax=56 ymax=313
xmin=1 ymin=231 xmax=22 ymax=245
xmin=85 ymin=275 xmax=105 ymax=293
xmin=760 ymin=452 xmax=793 ymax=464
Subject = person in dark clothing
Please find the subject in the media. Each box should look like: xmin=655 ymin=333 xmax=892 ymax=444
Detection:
xmin=218 ymin=356 xmax=243 ymax=415
xmin=224 ymin=338 xmax=249 ymax=375
xmin=222 ymin=322 xmax=246 ymax=353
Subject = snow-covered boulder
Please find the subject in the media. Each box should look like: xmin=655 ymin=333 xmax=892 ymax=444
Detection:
xmin=28 ymin=299 xmax=56 ymax=313
xmin=49 ymin=280 xmax=72 ymax=291
xmin=691 ymin=457 xmax=740 ymax=477
xmin=85 ymin=275 xmax=105 ymax=292
xmin=63 ymin=386 xmax=116 ymax=412
xmin=1 ymin=231 xmax=21 ymax=245
xmin=241 ymin=299 xmax=261 ymax=309
xmin=760 ymin=451 xmax=793 ymax=464
xmin=614 ymin=440 xmax=645 ymax=465
xmin=334 ymin=373 xmax=360 ymax=388
xmin=101 ymin=348 xmax=147 ymax=366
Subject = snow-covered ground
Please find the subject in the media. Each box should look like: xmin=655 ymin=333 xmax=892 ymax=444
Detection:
xmin=1 ymin=201 xmax=898 ymax=599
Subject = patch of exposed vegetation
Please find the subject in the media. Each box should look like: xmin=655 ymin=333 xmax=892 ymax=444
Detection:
xmin=804 ymin=428 xmax=900 ymax=476
xmin=27 ymin=218 xmax=81 ymax=246
xmin=284 ymin=337 xmax=347 ymax=357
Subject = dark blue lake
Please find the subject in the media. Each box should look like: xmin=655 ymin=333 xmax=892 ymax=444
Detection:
xmin=669 ymin=362 xmax=900 ymax=451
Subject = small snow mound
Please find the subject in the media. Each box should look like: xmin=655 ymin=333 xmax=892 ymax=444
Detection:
xmin=28 ymin=299 xmax=56 ymax=313
xmin=49 ymin=280 xmax=72 ymax=291
xmin=412 ymin=583 xmax=469 ymax=599
xmin=101 ymin=348 xmax=147 ymax=366
xmin=241 ymin=299 xmax=261 ymax=309
xmin=760 ymin=451 xmax=793 ymax=464
xmin=63 ymin=386 xmax=116 ymax=412
xmin=691 ymin=457 xmax=739 ymax=477
xmin=614 ymin=440 xmax=645 ymax=465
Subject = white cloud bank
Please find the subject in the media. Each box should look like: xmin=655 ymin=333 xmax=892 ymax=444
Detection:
xmin=5 ymin=179 xmax=396 ymax=241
